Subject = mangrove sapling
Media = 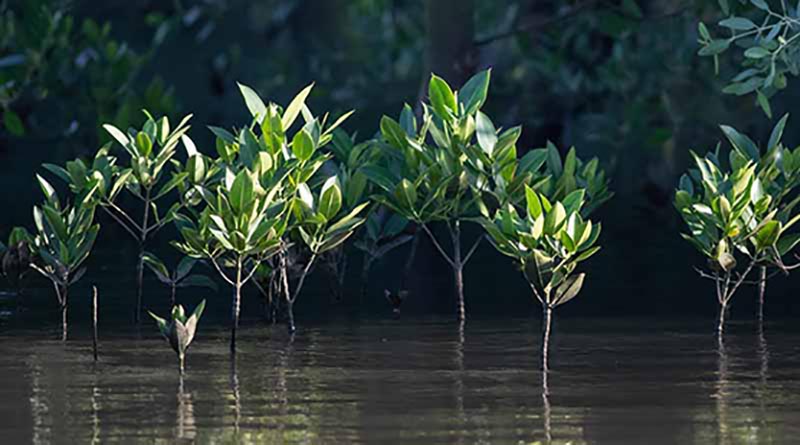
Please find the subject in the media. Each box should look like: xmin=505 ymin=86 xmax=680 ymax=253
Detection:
xmin=142 ymin=253 xmax=218 ymax=306
xmin=367 ymin=70 xmax=598 ymax=321
xmin=148 ymin=300 xmax=206 ymax=374
xmin=0 ymin=227 xmax=34 ymax=298
xmin=216 ymin=81 xmax=363 ymax=333
xmin=28 ymin=175 xmax=100 ymax=341
xmin=70 ymin=112 xmax=203 ymax=322
xmin=322 ymin=129 xmax=410 ymax=303
xmin=477 ymin=187 xmax=601 ymax=371
xmin=716 ymin=115 xmax=800 ymax=320
xmin=365 ymin=71 xmax=499 ymax=321
xmin=674 ymin=149 xmax=800 ymax=335
xmin=283 ymin=176 xmax=369 ymax=332
xmin=173 ymin=168 xmax=286 ymax=352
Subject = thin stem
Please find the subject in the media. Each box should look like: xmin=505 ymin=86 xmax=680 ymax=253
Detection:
xmin=421 ymin=224 xmax=455 ymax=267
xmin=758 ymin=266 xmax=767 ymax=324
xmin=92 ymin=286 xmax=99 ymax=362
xmin=462 ymin=234 xmax=484 ymax=265
xmin=104 ymin=202 xmax=144 ymax=235
xmin=100 ymin=206 xmax=140 ymax=240
xmin=290 ymin=253 xmax=317 ymax=303
xmin=542 ymin=306 xmax=553 ymax=372
xmin=210 ymin=256 xmax=236 ymax=286
xmin=231 ymin=256 xmax=242 ymax=354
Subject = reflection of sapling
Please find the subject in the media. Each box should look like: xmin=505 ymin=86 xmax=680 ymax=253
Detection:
xmin=149 ymin=300 xmax=206 ymax=374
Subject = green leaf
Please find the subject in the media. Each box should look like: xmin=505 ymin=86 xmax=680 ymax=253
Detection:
xmin=698 ymin=39 xmax=730 ymax=56
xmin=190 ymin=299 xmax=206 ymax=322
xmin=136 ymin=132 xmax=153 ymax=157
xmin=458 ymin=69 xmax=491 ymax=115
xmin=428 ymin=74 xmax=457 ymax=119
xmin=553 ymin=273 xmax=585 ymax=307
xmin=544 ymin=202 xmax=567 ymax=235
xmin=720 ymin=124 xmax=759 ymax=160
xmin=546 ymin=142 xmax=563 ymax=177
xmin=744 ymin=47 xmax=770 ymax=59
xmin=380 ymin=116 xmax=408 ymax=149
xmin=562 ymin=189 xmax=586 ymax=214
xmin=399 ymin=104 xmax=417 ymax=136
xmin=318 ymin=176 xmax=343 ymax=221
xmin=395 ymin=179 xmax=418 ymax=212
xmin=3 ymin=110 xmax=24 ymax=136
xmin=768 ymin=113 xmax=789 ymax=151
xmin=525 ymin=186 xmax=543 ymax=219
xmin=36 ymin=174 xmax=58 ymax=205
xmin=103 ymin=124 xmax=130 ymax=148
xmin=282 ymin=83 xmax=314 ymax=130
xmin=237 ymin=82 xmax=267 ymax=122
xmin=475 ymin=111 xmax=497 ymax=156
xmin=757 ymin=90 xmax=772 ymax=119
xmin=229 ymin=169 xmax=254 ymax=213
xmin=142 ymin=252 xmax=171 ymax=283
xmin=148 ymin=311 xmax=169 ymax=337
xmin=292 ymin=129 xmax=314 ymax=162
xmin=755 ymin=220 xmax=781 ymax=251
xmin=719 ymin=17 xmax=756 ymax=31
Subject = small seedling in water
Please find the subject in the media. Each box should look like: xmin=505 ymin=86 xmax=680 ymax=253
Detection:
xmin=148 ymin=300 xmax=206 ymax=374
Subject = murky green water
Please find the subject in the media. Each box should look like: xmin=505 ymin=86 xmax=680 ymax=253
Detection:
xmin=1 ymin=317 xmax=799 ymax=444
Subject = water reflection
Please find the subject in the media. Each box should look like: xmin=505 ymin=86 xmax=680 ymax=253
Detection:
xmin=176 ymin=376 xmax=195 ymax=442
xmin=542 ymin=370 xmax=552 ymax=444
xmin=1 ymin=319 xmax=800 ymax=443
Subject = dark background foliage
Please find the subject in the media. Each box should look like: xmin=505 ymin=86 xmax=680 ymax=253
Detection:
xmin=2 ymin=0 xmax=798 ymax=322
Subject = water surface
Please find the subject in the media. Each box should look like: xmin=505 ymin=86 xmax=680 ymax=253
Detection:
xmin=1 ymin=317 xmax=799 ymax=444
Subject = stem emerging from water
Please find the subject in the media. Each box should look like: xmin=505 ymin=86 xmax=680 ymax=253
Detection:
xmin=231 ymin=256 xmax=243 ymax=353
xmin=758 ymin=266 xmax=766 ymax=324
xmin=542 ymin=305 xmax=553 ymax=372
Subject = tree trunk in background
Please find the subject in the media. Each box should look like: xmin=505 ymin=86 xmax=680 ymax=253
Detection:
xmin=425 ymin=0 xmax=475 ymax=87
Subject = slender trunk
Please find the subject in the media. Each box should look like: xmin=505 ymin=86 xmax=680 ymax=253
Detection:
xmin=279 ymin=250 xmax=295 ymax=334
xmin=454 ymin=263 xmax=465 ymax=321
xmin=61 ymin=285 xmax=69 ymax=342
xmin=231 ymin=257 xmax=242 ymax=353
xmin=542 ymin=305 xmax=553 ymax=372
xmin=452 ymin=222 xmax=465 ymax=322
xmin=170 ymin=283 xmax=177 ymax=307
xmin=179 ymin=353 xmax=185 ymax=375
xmin=286 ymin=299 xmax=296 ymax=334
xmin=757 ymin=266 xmax=766 ymax=324
xmin=135 ymin=245 xmax=144 ymax=324
xmin=92 ymin=286 xmax=98 ymax=362
xmin=718 ymin=302 xmax=727 ymax=336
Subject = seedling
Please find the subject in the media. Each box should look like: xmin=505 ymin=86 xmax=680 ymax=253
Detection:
xmin=478 ymin=187 xmax=601 ymax=371
xmin=29 ymin=175 xmax=99 ymax=341
xmin=675 ymin=146 xmax=800 ymax=334
xmin=149 ymin=300 xmax=206 ymax=374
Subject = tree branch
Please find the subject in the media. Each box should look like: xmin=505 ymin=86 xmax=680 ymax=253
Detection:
xmin=421 ymin=224 xmax=455 ymax=267
xmin=209 ymin=256 xmax=235 ymax=286
xmin=462 ymin=234 xmax=485 ymax=265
